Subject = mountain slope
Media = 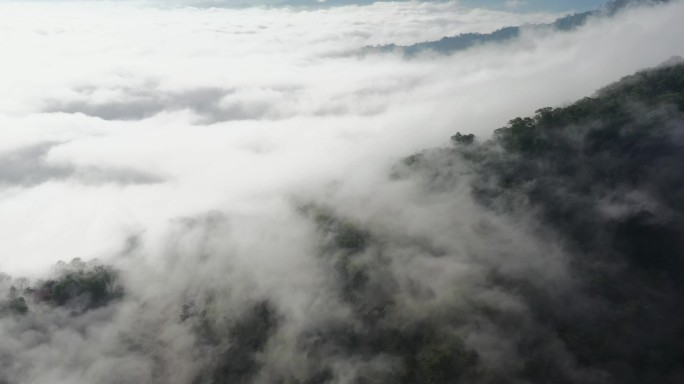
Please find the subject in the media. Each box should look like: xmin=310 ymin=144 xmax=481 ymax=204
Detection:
xmin=2 ymin=59 xmax=684 ymax=384
xmin=370 ymin=0 xmax=670 ymax=56
xmin=399 ymin=57 xmax=684 ymax=383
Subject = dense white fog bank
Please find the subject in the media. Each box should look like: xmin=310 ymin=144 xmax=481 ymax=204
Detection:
xmin=0 ymin=1 xmax=683 ymax=382
xmin=0 ymin=0 xmax=681 ymax=275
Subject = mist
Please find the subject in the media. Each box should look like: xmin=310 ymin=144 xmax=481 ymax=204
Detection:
xmin=1 ymin=0 xmax=684 ymax=383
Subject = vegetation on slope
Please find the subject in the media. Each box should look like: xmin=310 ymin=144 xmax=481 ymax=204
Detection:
xmin=400 ymin=58 xmax=684 ymax=383
xmin=370 ymin=0 xmax=671 ymax=56
xmin=1 ymin=258 xmax=123 ymax=317
xmin=3 ymin=60 xmax=684 ymax=384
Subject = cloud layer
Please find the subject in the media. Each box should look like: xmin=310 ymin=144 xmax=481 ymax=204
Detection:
xmin=0 ymin=0 xmax=683 ymax=383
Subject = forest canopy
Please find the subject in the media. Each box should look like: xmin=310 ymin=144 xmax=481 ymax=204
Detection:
xmin=2 ymin=60 xmax=684 ymax=384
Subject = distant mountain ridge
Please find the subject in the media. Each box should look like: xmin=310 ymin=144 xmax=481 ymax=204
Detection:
xmin=368 ymin=0 xmax=670 ymax=56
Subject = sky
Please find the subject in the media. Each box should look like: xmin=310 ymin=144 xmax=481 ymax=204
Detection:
xmin=457 ymin=0 xmax=608 ymax=12
xmin=283 ymin=0 xmax=609 ymax=13
xmin=34 ymin=0 xmax=610 ymax=13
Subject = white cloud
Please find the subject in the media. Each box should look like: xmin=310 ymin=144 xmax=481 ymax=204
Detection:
xmin=0 ymin=0 xmax=683 ymax=381
xmin=0 ymin=0 xmax=681 ymax=274
xmin=0 ymin=0 xmax=565 ymax=276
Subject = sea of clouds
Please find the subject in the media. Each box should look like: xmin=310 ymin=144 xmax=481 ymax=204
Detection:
xmin=0 ymin=0 xmax=681 ymax=275
xmin=0 ymin=1 xmax=683 ymax=382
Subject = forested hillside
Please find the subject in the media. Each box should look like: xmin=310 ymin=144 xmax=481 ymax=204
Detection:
xmin=397 ymin=58 xmax=684 ymax=383
xmin=371 ymin=0 xmax=671 ymax=55
xmin=2 ymin=60 xmax=684 ymax=384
